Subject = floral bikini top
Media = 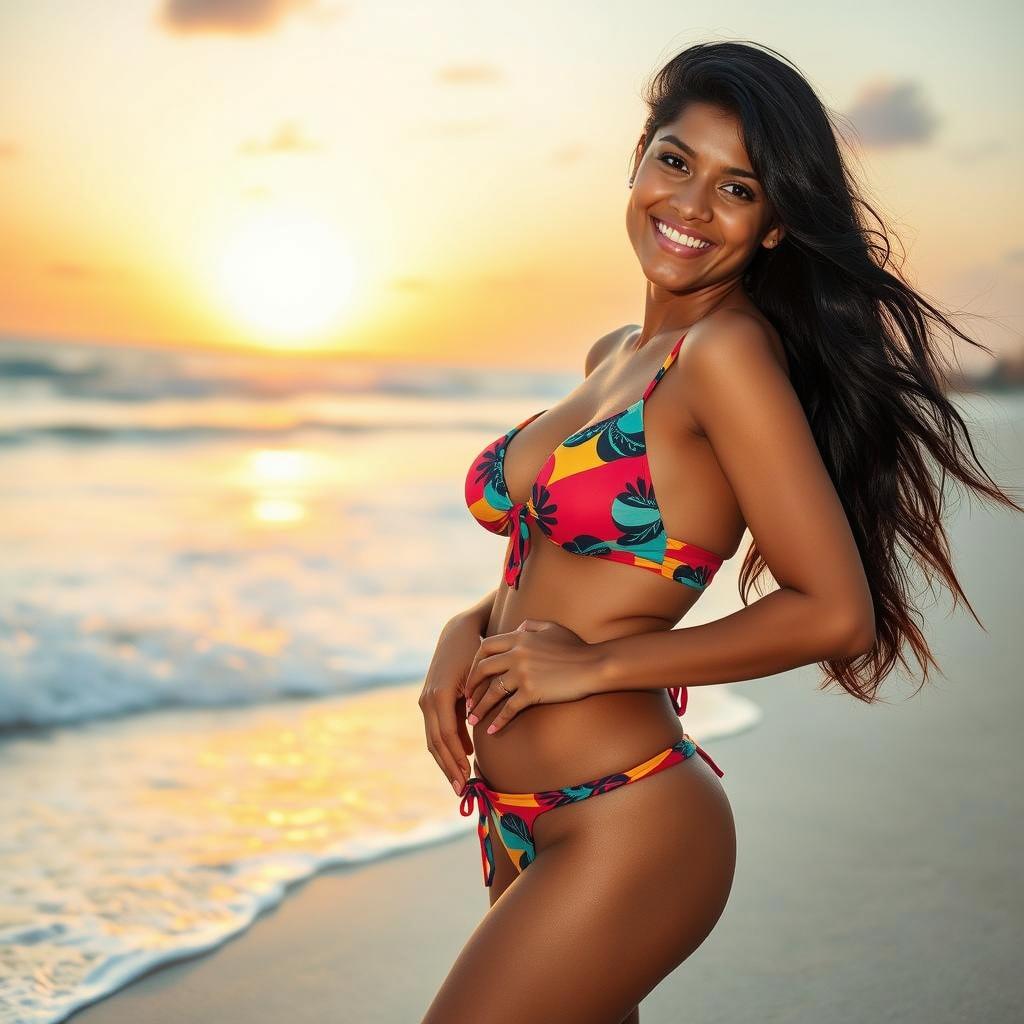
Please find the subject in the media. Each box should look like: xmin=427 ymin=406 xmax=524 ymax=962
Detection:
xmin=464 ymin=330 xmax=725 ymax=605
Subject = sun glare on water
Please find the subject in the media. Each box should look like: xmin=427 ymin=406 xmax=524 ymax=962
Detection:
xmin=240 ymin=448 xmax=329 ymax=526
xmin=215 ymin=207 xmax=355 ymax=347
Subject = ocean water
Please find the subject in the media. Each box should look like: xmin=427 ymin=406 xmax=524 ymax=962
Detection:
xmin=0 ymin=335 xmax=600 ymax=1022
xmin=2 ymin=335 xmax=1015 ymax=1023
xmin=0 ymin=336 xmax=582 ymax=731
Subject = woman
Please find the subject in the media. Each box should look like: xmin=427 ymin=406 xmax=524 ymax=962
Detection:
xmin=418 ymin=40 xmax=1022 ymax=1024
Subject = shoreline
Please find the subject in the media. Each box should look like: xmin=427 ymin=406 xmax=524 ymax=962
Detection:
xmin=32 ymin=404 xmax=1024 ymax=1023
xmin=68 ymin=484 xmax=1024 ymax=1023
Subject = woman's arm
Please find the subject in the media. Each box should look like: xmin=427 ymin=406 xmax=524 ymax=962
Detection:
xmin=446 ymin=587 xmax=498 ymax=637
xmin=594 ymin=313 xmax=876 ymax=694
xmin=420 ymin=588 xmax=499 ymax=792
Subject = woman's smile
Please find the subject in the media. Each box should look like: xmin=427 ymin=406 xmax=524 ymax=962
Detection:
xmin=650 ymin=215 xmax=718 ymax=259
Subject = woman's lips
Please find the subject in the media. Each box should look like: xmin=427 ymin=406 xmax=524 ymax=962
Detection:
xmin=650 ymin=216 xmax=717 ymax=259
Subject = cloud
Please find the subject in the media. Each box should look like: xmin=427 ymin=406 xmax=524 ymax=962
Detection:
xmin=843 ymin=80 xmax=940 ymax=149
xmin=158 ymin=0 xmax=333 ymax=36
xmin=238 ymin=121 xmax=322 ymax=156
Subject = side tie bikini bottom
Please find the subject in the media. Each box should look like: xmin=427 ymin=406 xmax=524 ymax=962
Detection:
xmin=457 ymin=732 xmax=725 ymax=888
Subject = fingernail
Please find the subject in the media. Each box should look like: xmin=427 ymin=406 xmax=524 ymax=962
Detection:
xmin=467 ymin=714 xmax=478 ymax=725
xmin=466 ymin=700 xmax=473 ymax=712
xmin=486 ymin=724 xmax=496 ymax=734
xmin=452 ymin=778 xmax=461 ymax=794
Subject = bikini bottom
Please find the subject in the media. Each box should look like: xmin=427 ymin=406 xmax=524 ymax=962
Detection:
xmin=457 ymin=731 xmax=724 ymax=888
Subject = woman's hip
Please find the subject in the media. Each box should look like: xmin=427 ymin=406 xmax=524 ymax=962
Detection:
xmin=459 ymin=729 xmax=732 ymax=890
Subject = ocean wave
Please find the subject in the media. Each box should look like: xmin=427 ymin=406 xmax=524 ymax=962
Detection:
xmin=0 ymin=335 xmax=574 ymax=405
xmin=0 ymin=417 xmax=513 ymax=446
xmin=0 ymin=602 xmax=432 ymax=734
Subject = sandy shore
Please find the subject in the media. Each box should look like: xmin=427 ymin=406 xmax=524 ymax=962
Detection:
xmin=69 ymin=450 xmax=1023 ymax=1022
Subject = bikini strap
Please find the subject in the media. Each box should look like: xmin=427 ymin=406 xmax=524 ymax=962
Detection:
xmin=642 ymin=331 xmax=688 ymax=401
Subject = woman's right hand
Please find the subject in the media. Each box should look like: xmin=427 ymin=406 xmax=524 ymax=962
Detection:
xmin=418 ymin=612 xmax=482 ymax=795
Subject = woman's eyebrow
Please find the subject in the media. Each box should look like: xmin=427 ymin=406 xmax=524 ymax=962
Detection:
xmin=657 ymin=134 xmax=758 ymax=180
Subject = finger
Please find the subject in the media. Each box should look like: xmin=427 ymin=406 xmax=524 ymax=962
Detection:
xmin=464 ymin=645 xmax=489 ymax=704
xmin=464 ymin=647 xmax=513 ymax=694
xmin=517 ymin=618 xmax=551 ymax=631
xmin=464 ymin=678 xmax=483 ymax=713
xmin=462 ymin=641 xmax=486 ymax=697
xmin=483 ymin=693 xmax=523 ymax=735
xmin=421 ymin=706 xmax=451 ymax=785
xmin=423 ymin=701 xmax=468 ymax=794
xmin=465 ymin=679 xmax=493 ymax=725
xmin=464 ymin=631 xmax=525 ymax=710
xmin=463 ymin=642 xmax=484 ymax=700
xmin=465 ymin=660 xmax=502 ymax=710
xmin=465 ymin=674 xmax=495 ymax=712
xmin=464 ymin=652 xmax=513 ymax=718
xmin=435 ymin=693 xmax=472 ymax=790
xmin=456 ymin=709 xmax=474 ymax=758
xmin=466 ymin=671 xmax=516 ymax=726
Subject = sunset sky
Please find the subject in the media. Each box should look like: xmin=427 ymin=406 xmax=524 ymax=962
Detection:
xmin=0 ymin=0 xmax=1020 ymax=371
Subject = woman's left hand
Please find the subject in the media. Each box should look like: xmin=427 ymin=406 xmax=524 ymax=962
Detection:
xmin=463 ymin=619 xmax=604 ymax=734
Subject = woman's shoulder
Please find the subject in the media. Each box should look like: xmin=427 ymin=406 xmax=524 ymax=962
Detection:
xmin=683 ymin=308 xmax=790 ymax=381
xmin=584 ymin=324 xmax=637 ymax=378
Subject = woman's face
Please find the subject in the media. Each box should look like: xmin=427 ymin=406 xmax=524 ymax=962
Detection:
xmin=626 ymin=101 xmax=783 ymax=291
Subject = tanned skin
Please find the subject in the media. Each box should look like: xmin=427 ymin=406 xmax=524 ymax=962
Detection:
xmin=421 ymin=101 xmax=874 ymax=1024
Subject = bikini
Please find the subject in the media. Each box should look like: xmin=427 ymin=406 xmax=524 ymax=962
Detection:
xmin=459 ymin=329 xmax=726 ymax=887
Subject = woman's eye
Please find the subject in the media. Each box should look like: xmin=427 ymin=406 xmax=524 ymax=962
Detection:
xmin=657 ymin=153 xmax=756 ymax=202
xmin=659 ymin=153 xmax=687 ymax=172
xmin=725 ymin=183 xmax=756 ymax=201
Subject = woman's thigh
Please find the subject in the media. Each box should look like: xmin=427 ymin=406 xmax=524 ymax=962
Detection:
xmin=423 ymin=753 xmax=736 ymax=1024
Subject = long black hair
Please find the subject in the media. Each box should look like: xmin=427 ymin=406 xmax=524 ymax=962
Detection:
xmin=630 ymin=40 xmax=1023 ymax=702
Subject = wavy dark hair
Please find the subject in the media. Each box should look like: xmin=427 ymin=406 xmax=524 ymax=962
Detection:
xmin=629 ymin=40 xmax=1023 ymax=703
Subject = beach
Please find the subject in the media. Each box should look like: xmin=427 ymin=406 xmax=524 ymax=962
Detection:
xmin=65 ymin=405 xmax=1024 ymax=1023
xmin=4 ymin=6 xmax=1023 ymax=1019
xmin=1 ymin=339 xmax=1021 ymax=1023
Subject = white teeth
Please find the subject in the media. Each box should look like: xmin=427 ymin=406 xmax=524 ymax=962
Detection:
xmin=655 ymin=219 xmax=711 ymax=248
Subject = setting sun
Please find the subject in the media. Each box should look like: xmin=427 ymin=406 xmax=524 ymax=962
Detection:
xmin=213 ymin=207 xmax=355 ymax=346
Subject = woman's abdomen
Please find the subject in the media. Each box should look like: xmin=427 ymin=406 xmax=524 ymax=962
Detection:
xmin=473 ymin=544 xmax=703 ymax=791
xmin=470 ymin=681 xmax=684 ymax=793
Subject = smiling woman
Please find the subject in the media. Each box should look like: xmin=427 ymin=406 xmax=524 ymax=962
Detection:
xmin=418 ymin=37 xmax=1023 ymax=1024
xmin=213 ymin=206 xmax=355 ymax=345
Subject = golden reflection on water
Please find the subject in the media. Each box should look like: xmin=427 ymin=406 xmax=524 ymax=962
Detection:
xmin=128 ymin=683 xmax=453 ymax=868
xmin=0 ymin=680 xmax=462 ymax=1012
xmin=253 ymin=498 xmax=306 ymax=524
xmin=2 ymin=677 xmax=757 ymax=1017
xmin=242 ymin=448 xmax=322 ymax=526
